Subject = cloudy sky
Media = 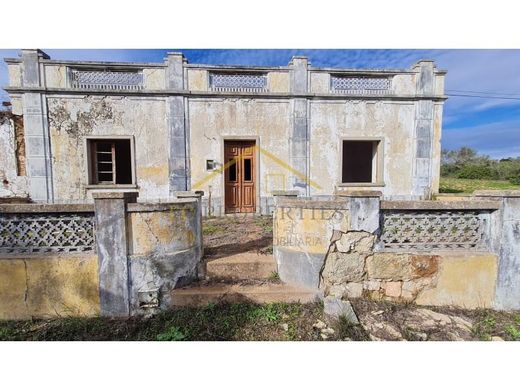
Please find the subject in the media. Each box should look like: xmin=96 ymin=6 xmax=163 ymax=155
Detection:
xmin=1 ymin=49 xmax=519 ymax=159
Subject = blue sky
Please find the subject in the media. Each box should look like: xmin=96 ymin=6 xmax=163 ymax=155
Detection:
xmin=1 ymin=49 xmax=520 ymax=159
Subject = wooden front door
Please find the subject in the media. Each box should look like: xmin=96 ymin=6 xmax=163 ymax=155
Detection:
xmin=224 ymin=141 xmax=256 ymax=213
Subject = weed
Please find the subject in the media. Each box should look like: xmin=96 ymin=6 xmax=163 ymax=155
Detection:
xmin=157 ymin=326 xmax=187 ymax=341
xmin=336 ymin=315 xmax=368 ymax=341
xmin=472 ymin=314 xmax=497 ymax=340
xmin=505 ymin=325 xmax=520 ymax=341
xmin=257 ymin=303 xmax=280 ymax=323
xmin=267 ymin=271 xmax=280 ymax=283
xmin=202 ymin=224 xmax=224 ymax=235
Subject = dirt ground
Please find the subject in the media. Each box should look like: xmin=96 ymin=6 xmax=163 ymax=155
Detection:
xmin=203 ymin=215 xmax=273 ymax=259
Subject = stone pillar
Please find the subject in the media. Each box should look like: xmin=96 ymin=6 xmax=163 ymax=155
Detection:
xmin=21 ymin=49 xmax=54 ymax=202
xmin=411 ymin=60 xmax=436 ymax=199
xmin=166 ymin=52 xmax=189 ymax=193
xmin=335 ymin=190 xmax=382 ymax=234
xmin=289 ymin=56 xmax=309 ymax=196
xmin=175 ymin=191 xmax=205 ymax=278
xmin=474 ymin=190 xmax=520 ymax=310
xmin=93 ymin=191 xmax=138 ymax=317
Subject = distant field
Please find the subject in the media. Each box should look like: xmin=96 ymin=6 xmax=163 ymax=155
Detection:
xmin=439 ymin=177 xmax=520 ymax=194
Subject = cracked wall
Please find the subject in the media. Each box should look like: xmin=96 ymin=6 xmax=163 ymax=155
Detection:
xmin=0 ymin=253 xmax=100 ymax=320
xmin=126 ymin=203 xmax=202 ymax=315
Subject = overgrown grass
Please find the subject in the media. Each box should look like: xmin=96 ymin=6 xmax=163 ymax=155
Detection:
xmin=0 ymin=302 xmax=330 ymax=341
xmin=439 ymin=177 xmax=520 ymax=194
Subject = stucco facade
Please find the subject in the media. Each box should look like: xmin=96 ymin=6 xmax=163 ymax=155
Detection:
xmin=2 ymin=49 xmax=446 ymax=212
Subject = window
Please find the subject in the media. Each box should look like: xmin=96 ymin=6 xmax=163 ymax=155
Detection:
xmin=341 ymin=140 xmax=381 ymax=184
xmin=88 ymin=139 xmax=133 ymax=185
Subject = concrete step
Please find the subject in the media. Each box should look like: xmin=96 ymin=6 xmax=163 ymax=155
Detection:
xmin=206 ymin=253 xmax=277 ymax=280
xmin=171 ymin=281 xmax=320 ymax=306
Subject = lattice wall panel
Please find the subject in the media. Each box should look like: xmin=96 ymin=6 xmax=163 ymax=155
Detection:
xmin=70 ymin=70 xmax=144 ymax=90
xmin=331 ymin=76 xmax=391 ymax=94
xmin=0 ymin=213 xmax=95 ymax=253
xmin=210 ymin=73 xmax=267 ymax=92
xmin=381 ymin=210 xmax=484 ymax=250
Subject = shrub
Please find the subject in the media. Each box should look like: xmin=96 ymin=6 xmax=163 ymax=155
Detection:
xmin=457 ymin=164 xmax=497 ymax=180
xmin=508 ymin=170 xmax=520 ymax=185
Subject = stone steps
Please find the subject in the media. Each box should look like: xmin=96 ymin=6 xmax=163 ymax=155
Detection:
xmin=205 ymin=252 xmax=277 ymax=280
xmin=171 ymin=281 xmax=321 ymax=306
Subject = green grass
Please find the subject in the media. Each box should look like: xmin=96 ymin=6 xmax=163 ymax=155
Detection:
xmin=439 ymin=177 xmax=520 ymax=194
xmin=202 ymin=223 xmax=225 ymax=236
xmin=0 ymin=302 xmax=331 ymax=341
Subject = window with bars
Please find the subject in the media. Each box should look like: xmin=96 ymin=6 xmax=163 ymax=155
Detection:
xmin=88 ymin=139 xmax=133 ymax=185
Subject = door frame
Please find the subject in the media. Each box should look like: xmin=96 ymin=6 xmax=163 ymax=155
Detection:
xmin=221 ymin=136 xmax=261 ymax=214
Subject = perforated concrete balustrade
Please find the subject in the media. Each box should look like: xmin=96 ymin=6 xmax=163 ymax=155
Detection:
xmin=273 ymin=191 xmax=520 ymax=310
xmin=69 ymin=69 xmax=144 ymax=90
xmin=0 ymin=191 xmax=204 ymax=320
xmin=0 ymin=204 xmax=95 ymax=254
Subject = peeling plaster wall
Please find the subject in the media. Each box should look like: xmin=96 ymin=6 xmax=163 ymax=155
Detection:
xmin=0 ymin=117 xmax=28 ymax=199
xmin=0 ymin=253 xmax=100 ymax=320
xmin=47 ymin=96 xmax=170 ymax=201
xmin=127 ymin=202 xmax=202 ymax=314
xmin=310 ymin=101 xmax=416 ymax=197
xmin=188 ymin=98 xmax=292 ymax=212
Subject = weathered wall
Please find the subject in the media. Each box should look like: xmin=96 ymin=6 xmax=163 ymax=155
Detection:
xmin=127 ymin=201 xmax=202 ymax=314
xmin=0 ymin=253 xmax=100 ymax=320
xmin=189 ymin=98 xmax=292 ymax=213
xmin=0 ymin=115 xmax=28 ymax=199
xmin=3 ymin=51 xmax=446 ymax=205
xmin=47 ymin=96 xmax=169 ymax=201
xmin=309 ymin=101 xmax=416 ymax=197
xmin=274 ymin=195 xmax=500 ymax=309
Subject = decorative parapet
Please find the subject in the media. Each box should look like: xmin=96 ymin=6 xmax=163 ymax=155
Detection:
xmin=69 ymin=69 xmax=144 ymax=91
xmin=209 ymin=72 xmax=268 ymax=92
xmin=330 ymin=75 xmax=392 ymax=95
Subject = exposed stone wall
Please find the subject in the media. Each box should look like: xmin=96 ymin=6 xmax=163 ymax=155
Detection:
xmin=322 ymin=229 xmax=497 ymax=309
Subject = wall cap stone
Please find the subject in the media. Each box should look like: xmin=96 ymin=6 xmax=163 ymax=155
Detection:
xmin=91 ymin=191 xmax=139 ymax=200
xmin=381 ymin=200 xmax=500 ymax=210
xmin=335 ymin=190 xmax=383 ymax=198
xmin=127 ymin=201 xmax=196 ymax=213
xmin=174 ymin=191 xmax=204 ymax=198
xmin=473 ymin=190 xmax=520 ymax=198
xmin=0 ymin=203 xmax=94 ymax=213
xmin=272 ymin=190 xmax=299 ymax=197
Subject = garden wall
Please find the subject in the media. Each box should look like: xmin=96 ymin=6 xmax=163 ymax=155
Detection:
xmin=0 ymin=192 xmax=204 ymax=320
xmin=274 ymin=190 xmax=519 ymax=310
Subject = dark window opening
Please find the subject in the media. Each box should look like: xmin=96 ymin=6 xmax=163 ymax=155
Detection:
xmin=342 ymin=140 xmax=378 ymax=183
xmin=228 ymin=159 xmax=237 ymax=182
xmin=244 ymin=159 xmax=252 ymax=181
xmin=89 ymin=139 xmax=132 ymax=185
